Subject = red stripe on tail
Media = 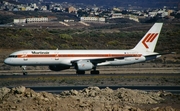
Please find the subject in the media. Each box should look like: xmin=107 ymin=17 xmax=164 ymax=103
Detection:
xmin=150 ymin=33 xmax=158 ymax=42
xmin=142 ymin=33 xmax=151 ymax=49
xmin=146 ymin=33 xmax=155 ymax=42
xmin=142 ymin=33 xmax=159 ymax=49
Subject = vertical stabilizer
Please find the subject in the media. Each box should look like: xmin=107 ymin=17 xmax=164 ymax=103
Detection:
xmin=133 ymin=23 xmax=163 ymax=52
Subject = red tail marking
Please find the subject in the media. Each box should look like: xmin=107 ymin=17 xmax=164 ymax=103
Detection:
xmin=142 ymin=33 xmax=158 ymax=49
xmin=150 ymin=33 xmax=158 ymax=42
xmin=146 ymin=33 xmax=155 ymax=42
xmin=142 ymin=33 xmax=151 ymax=49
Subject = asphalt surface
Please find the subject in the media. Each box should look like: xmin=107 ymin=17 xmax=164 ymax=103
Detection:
xmin=0 ymin=73 xmax=180 ymax=78
xmin=1 ymin=73 xmax=180 ymax=94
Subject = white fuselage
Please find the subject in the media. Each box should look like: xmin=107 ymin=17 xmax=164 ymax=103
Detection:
xmin=4 ymin=49 xmax=148 ymax=66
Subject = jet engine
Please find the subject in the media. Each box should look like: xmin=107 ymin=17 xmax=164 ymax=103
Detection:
xmin=75 ymin=60 xmax=93 ymax=71
xmin=49 ymin=65 xmax=70 ymax=71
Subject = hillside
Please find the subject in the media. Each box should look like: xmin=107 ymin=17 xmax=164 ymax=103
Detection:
xmin=0 ymin=23 xmax=180 ymax=51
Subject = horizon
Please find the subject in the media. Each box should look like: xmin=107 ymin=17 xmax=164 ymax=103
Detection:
xmin=13 ymin=0 xmax=180 ymax=8
xmin=49 ymin=0 xmax=179 ymax=8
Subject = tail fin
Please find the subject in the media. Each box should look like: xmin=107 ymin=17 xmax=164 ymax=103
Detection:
xmin=133 ymin=23 xmax=163 ymax=52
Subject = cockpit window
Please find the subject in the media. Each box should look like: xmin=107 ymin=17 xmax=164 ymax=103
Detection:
xmin=8 ymin=55 xmax=17 ymax=58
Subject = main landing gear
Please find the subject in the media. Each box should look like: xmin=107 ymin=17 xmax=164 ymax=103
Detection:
xmin=90 ymin=70 xmax=99 ymax=74
xmin=76 ymin=68 xmax=100 ymax=75
xmin=21 ymin=66 xmax=28 ymax=75
xmin=90 ymin=67 xmax=99 ymax=74
xmin=76 ymin=70 xmax=85 ymax=75
xmin=76 ymin=70 xmax=100 ymax=75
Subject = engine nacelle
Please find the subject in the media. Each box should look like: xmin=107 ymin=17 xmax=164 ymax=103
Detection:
xmin=75 ymin=60 xmax=93 ymax=71
xmin=49 ymin=65 xmax=70 ymax=71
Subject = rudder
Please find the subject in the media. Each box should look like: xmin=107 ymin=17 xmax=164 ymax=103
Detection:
xmin=133 ymin=23 xmax=163 ymax=52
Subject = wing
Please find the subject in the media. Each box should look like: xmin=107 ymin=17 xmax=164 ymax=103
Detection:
xmin=71 ymin=56 xmax=125 ymax=65
xmin=90 ymin=56 xmax=124 ymax=64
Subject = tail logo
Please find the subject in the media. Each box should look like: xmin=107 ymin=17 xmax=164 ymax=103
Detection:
xmin=142 ymin=33 xmax=158 ymax=49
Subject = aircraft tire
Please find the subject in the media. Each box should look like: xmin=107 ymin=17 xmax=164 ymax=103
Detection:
xmin=90 ymin=70 xmax=100 ymax=75
xmin=76 ymin=70 xmax=85 ymax=75
xmin=23 ymin=72 xmax=28 ymax=75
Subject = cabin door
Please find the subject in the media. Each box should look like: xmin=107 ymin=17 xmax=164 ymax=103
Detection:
xmin=23 ymin=52 xmax=28 ymax=61
xmin=55 ymin=52 xmax=59 ymax=60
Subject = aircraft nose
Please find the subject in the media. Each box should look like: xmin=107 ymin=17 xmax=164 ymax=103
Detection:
xmin=4 ymin=58 xmax=11 ymax=65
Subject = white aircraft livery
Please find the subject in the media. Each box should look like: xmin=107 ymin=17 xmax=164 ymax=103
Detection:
xmin=4 ymin=23 xmax=163 ymax=75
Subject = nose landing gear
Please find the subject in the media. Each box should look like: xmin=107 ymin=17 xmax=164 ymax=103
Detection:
xmin=21 ymin=66 xmax=27 ymax=75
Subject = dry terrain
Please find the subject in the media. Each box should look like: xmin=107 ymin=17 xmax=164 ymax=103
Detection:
xmin=0 ymin=86 xmax=180 ymax=111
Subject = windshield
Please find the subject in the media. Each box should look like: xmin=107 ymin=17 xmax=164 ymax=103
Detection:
xmin=8 ymin=55 xmax=17 ymax=58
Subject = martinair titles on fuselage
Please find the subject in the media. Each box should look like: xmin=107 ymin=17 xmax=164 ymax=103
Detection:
xmin=31 ymin=51 xmax=49 ymax=54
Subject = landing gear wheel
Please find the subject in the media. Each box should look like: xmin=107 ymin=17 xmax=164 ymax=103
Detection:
xmin=90 ymin=70 xmax=100 ymax=75
xmin=76 ymin=70 xmax=85 ymax=75
xmin=23 ymin=72 xmax=28 ymax=75
xmin=21 ymin=66 xmax=27 ymax=75
xmin=91 ymin=66 xmax=99 ymax=74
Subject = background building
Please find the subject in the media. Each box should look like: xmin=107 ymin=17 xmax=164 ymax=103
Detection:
xmin=13 ymin=19 xmax=26 ymax=24
xmin=68 ymin=6 xmax=76 ymax=13
xmin=80 ymin=17 xmax=105 ymax=22
xmin=26 ymin=17 xmax=48 ymax=23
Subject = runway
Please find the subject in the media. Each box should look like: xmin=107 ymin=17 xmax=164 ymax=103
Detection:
xmin=1 ymin=73 xmax=180 ymax=94
xmin=0 ymin=73 xmax=180 ymax=78
xmin=0 ymin=66 xmax=180 ymax=75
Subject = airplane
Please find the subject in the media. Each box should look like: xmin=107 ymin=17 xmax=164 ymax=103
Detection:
xmin=4 ymin=23 xmax=164 ymax=75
